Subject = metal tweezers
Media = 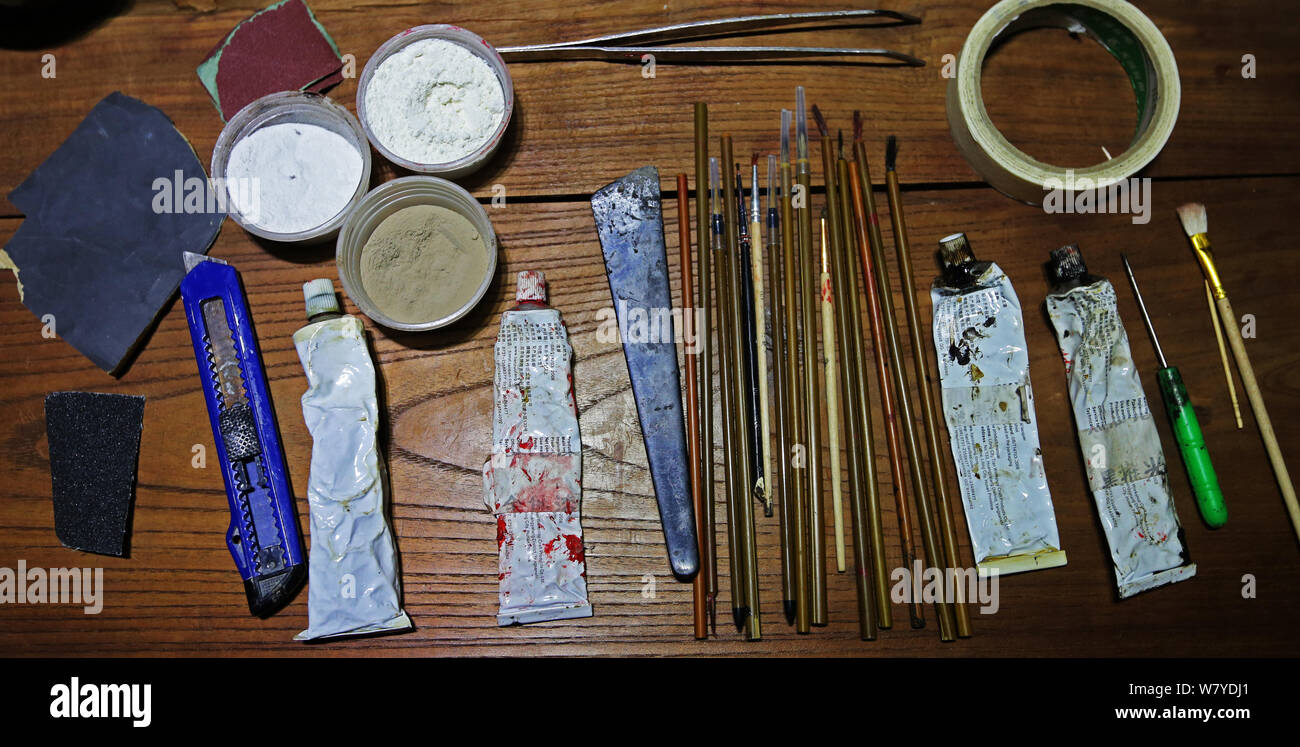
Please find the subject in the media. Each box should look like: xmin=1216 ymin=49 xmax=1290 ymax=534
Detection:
xmin=497 ymin=9 xmax=925 ymax=66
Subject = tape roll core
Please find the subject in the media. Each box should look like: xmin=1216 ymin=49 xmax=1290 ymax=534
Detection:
xmin=947 ymin=0 xmax=1180 ymax=204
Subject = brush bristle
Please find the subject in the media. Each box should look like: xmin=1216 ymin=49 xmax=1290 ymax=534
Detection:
xmin=811 ymin=105 xmax=828 ymax=138
xmin=1176 ymin=202 xmax=1207 ymax=236
xmin=885 ymin=135 xmax=899 ymax=171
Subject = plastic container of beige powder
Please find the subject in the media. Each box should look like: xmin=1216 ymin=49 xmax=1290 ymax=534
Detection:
xmin=336 ymin=176 xmax=497 ymax=331
xmin=357 ymin=25 xmax=514 ymax=178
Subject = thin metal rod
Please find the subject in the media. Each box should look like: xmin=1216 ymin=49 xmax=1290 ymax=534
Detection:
xmin=865 ymin=149 xmax=955 ymax=639
xmin=711 ymin=155 xmax=746 ymax=632
xmin=860 ymin=151 xmax=954 ymax=639
xmin=500 ymin=9 xmax=921 ymax=49
xmin=768 ymin=154 xmax=795 ymax=624
xmin=780 ymin=110 xmax=810 ymax=633
xmin=723 ymin=136 xmax=761 ymax=640
xmin=878 ymin=134 xmax=971 ymax=638
xmin=500 ymin=46 xmax=924 ymax=65
xmin=679 ymin=174 xmax=707 ymax=640
xmin=835 ymin=156 xmax=882 ymax=637
xmin=795 ymin=88 xmax=828 ymax=626
xmin=846 ymin=159 xmax=924 ymax=630
xmin=693 ymin=104 xmax=717 ymax=635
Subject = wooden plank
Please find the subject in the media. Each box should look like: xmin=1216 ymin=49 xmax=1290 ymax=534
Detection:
xmin=0 ymin=0 xmax=1297 ymax=214
xmin=1 ymin=173 xmax=1298 ymax=656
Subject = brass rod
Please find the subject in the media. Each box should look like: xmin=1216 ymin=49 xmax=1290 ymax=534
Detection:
xmin=795 ymin=90 xmax=828 ymax=626
xmin=679 ymin=174 xmax=707 ymax=640
xmin=846 ymin=158 xmax=924 ymax=630
xmin=693 ymin=103 xmax=717 ymax=635
xmin=723 ymin=136 xmax=761 ymax=640
xmin=879 ymin=135 xmax=971 ymax=638
xmin=768 ymin=153 xmax=796 ymax=624
xmin=780 ymin=110 xmax=810 ymax=633
xmin=711 ymin=154 xmax=746 ymax=631
xmin=822 ymin=143 xmax=877 ymax=638
xmin=836 ymin=158 xmax=890 ymax=629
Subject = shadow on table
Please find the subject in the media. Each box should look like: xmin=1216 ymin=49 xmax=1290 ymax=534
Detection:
xmin=0 ymin=0 xmax=134 ymax=50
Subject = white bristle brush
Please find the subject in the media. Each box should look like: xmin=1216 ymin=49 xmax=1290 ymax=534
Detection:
xmin=1177 ymin=202 xmax=1299 ymax=541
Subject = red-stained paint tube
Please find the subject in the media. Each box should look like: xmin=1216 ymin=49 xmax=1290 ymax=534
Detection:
xmin=482 ymin=271 xmax=592 ymax=624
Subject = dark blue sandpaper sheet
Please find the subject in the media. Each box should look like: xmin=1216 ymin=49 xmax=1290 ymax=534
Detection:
xmin=5 ymin=92 xmax=223 ymax=374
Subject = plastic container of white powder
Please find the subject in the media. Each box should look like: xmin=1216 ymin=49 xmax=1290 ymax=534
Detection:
xmin=213 ymin=92 xmax=371 ymax=244
xmin=357 ymin=25 xmax=514 ymax=178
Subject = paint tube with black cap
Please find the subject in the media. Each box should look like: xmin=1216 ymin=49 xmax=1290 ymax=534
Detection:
xmin=1045 ymin=245 xmax=1195 ymax=597
xmin=931 ymin=233 xmax=1066 ymax=576
xmin=482 ymin=271 xmax=592 ymax=625
xmin=293 ymin=278 xmax=411 ymax=640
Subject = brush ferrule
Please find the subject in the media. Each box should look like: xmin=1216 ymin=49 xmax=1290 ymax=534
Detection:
xmin=1190 ymin=237 xmax=1226 ymax=298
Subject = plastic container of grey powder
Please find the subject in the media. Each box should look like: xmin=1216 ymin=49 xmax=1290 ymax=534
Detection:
xmin=336 ymin=176 xmax=498 ymax=331
xmin=357 ymin=25 xmax=514 ymax=178
xmin=212 ymin=91 xmax=371 ymax=244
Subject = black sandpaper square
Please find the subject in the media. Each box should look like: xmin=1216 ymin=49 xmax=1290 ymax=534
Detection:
xmin=5 ymin=92 xmax=223 ymax=375
xmin=45 ymin=392 xmax=146 ymax=557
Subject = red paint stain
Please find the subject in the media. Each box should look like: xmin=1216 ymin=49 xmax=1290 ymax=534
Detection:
xmin=496 ymin=516 xmax=507 ymax=548
xmin=563 ymin=534 xmax=585 ymax=564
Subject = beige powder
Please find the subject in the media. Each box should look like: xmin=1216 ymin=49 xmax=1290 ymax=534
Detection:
xmin=359 ymin=204 xmax=489 ymax=324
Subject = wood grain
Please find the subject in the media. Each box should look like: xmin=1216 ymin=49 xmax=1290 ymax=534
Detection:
xmin=0 ymin=1 xmax=1298 ymax=657
xmin=1 ymin=0 xmax=1298 ymax=213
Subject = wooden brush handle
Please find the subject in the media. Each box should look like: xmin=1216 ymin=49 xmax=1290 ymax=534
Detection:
xmin=1217 ymin=295 xmax=1300 ymax=540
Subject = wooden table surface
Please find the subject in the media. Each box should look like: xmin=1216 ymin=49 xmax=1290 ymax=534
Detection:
xmin=1 ymin=0 xmax=1298 ymax=657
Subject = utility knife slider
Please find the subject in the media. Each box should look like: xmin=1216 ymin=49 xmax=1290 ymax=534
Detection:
xmin=180 ymin=253 xmax=305 ymax=617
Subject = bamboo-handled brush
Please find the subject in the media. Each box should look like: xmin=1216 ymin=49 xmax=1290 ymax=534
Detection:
xmin=1177 ymin=202 xmax=1300 ymax=541
xmin=819 ymin=214 xmax=847 ymax=573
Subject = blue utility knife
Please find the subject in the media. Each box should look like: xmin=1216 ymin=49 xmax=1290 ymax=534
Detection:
xmin=180 ymin=252 xmax=305 ymax=617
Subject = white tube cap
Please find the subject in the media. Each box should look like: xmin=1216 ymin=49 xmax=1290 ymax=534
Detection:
xmin=303 ymin=278 xmax=340 ymax=318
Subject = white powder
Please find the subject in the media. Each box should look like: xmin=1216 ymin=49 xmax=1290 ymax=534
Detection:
xmin=225 ymin=121 xmax=363 ymax=235
xmin=363 ymin=38 xmax=505 ymax=165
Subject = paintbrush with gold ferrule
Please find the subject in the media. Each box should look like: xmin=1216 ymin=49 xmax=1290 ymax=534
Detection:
xmin=1177 ymin=202 xmax=1300 ymax=542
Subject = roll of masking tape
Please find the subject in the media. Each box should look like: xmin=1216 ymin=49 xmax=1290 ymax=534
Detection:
xmin=947 ymin=0 xmax=1180 ymax=204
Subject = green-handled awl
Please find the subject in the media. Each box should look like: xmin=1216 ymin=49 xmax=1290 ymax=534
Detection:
xmin=1121 ymin=254 xmax=1227 ymax=528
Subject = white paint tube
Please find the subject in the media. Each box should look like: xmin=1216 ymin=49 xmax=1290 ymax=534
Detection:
xmin=1045 ymin=245 xmax=1195 ymax=598
xmin=931 ymin=233 xmax=1067 ymax=576
xmin=293 ymin=279 xmax=411 ymax=640
xmin=482 ymin=271 xmax=592 ymax=625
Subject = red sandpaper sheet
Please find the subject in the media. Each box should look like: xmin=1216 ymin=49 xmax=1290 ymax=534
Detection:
xmin=199 ymin=0 xmax=342 ymax=121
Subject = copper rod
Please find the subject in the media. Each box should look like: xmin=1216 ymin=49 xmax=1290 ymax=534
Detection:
xmin=835 ymin=157 xmax=890 ymax=629
xmin=795 ymin=89 xmax=828 ymax=626
xmin=723 ymin=136 xmax=762 ymax=640
xmin=879 ymin=132 xmax=971 ymax=638
xmin=817 ymin=130 xmax=876 ymax=638
xmin=855 ymin=145 xmax=953 ymax=641
xmin=846 ymin=158 xmax=924 ymax=630
xmin=768 ymin=153 xmax=796 ymax=624
xmin=693 ymin=104 xmax=717 ymax=634
xmin=678 ymin=174 xmax=707 ymax=640
xmin=779 ymin=112 xmax=810 ymax=633
xmin=711 ymin=155 xmax=746 ymax=632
